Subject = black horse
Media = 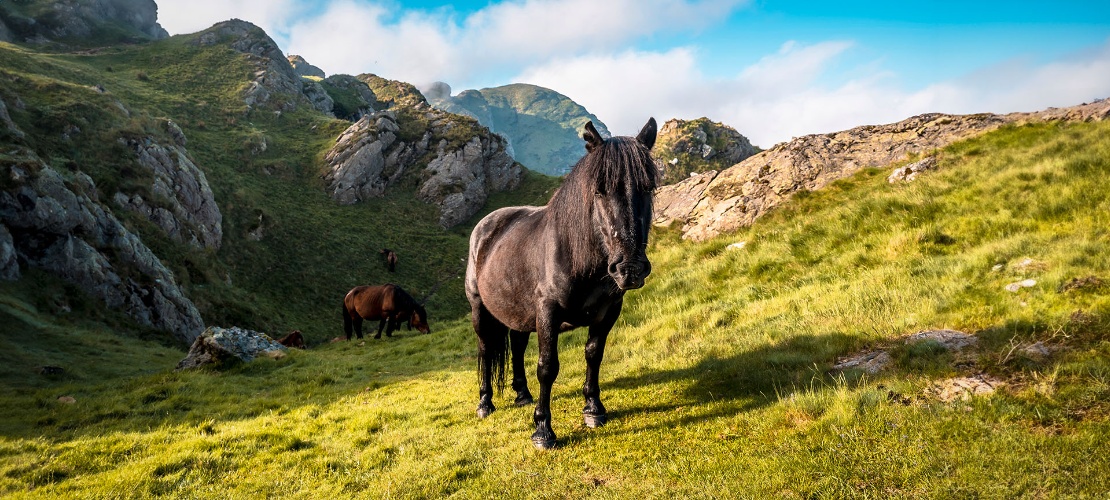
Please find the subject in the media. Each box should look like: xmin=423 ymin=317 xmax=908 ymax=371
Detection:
xmin=466 ymin=118 xmax=658 ymax=449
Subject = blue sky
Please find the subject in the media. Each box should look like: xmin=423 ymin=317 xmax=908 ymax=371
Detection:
xmin=156 ymin=0 xmax=1110 ymax=146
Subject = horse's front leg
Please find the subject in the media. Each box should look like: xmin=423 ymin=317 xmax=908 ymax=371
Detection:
xmin=532 ymin=303 xmax=561 ymax=450
xmin=510 ymin=330 xmax=534 ymax=406
xmin=583 ymin=300 xmax=622 ymax=428
xmin=374 ymin=318 xmax=386 ymax=339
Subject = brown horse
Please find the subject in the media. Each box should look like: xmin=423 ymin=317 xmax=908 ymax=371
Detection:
xmin=277 ymin=330 xmax=306 ymax=349
xmin=343 ymin=284 xmax=430 ymax=339
xmin=467 ymin=118 xmax=658 ymax=449
xmin=380 ymin=248 xmax=397 ymax=272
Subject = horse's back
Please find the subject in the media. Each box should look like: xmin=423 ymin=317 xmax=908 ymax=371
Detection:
xmin=346 ymin=284 xmax=398 ymax=319
xmin=467 ymin=205 xmax=550 ymax=331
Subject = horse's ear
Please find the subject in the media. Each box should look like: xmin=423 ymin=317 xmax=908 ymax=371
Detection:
xmin=583 ymin=121 xmax=604 ymax=152
xmin=637 ymin=117 xmax=657 ymax=150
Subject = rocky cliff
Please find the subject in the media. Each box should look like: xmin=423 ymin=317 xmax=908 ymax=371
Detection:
xmin=655 ymin=99 xmax=1110 ymax=241
xmin=323 ymin=76 xmax=521 ymax=228
xmin=655 ymin=117 xmax=757 ymax=186
xmin=426 ymin=83 xmax=610 ymax=175
xmin=0 ymin=0 xmax=168 ymax=44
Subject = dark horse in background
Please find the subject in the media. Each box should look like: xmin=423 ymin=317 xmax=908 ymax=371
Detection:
xmin=466 ymin=118 xmax=658 ymax=449
xmin=380 ymin=248 xmax=397 ymax=272
xmin=343 ymin=284 xmax=430 ymax=339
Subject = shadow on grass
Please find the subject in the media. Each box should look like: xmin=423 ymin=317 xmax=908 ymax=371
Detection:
xmin=562 ymin=332 xmax=864 ymax=443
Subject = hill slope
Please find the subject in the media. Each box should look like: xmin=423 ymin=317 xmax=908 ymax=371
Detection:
xmin=427 ymin=83 xmax=611 ymax=175
xmin=1 ymin=118 xmax=1107 ymax=497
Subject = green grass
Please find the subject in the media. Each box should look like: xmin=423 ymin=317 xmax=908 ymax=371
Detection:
xmin=1 ymin=117 xmax=1109 ymax=497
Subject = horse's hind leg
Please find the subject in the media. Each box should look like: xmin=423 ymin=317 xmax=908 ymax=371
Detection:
xmin=510 ymin=330 xmax=534 ymax=406
xmin=353 ymin=317 xmax=365 ymax=340
xmin=475 ymin=305 xmax=508 ymax=419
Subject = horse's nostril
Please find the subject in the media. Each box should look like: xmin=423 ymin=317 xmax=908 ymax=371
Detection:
xmin=608 ymin=262 xmax=620 ymax=275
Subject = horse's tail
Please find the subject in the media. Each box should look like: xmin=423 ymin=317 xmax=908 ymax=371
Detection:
xmin=476 ymin=309 xmax=508 ymax=395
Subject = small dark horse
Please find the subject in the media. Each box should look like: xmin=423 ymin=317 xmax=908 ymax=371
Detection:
xmin=466 ymin=118 xmax=658 ymax=449
xmin=343 ymin=284 xmax=430 ymax=339
xmin=380 ymin=248 xmax=397 ymax=272
xmin=277 ymin=330 xmax=306 ymax=349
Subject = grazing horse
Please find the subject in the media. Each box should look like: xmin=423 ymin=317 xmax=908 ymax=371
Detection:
xmin=380 ymin=248 xmax=397 ymax=272
xmin=277 ymin=330 xmax=306 ymax=349
xmin=466 ymin=118 xmax=658 ymax=449
xmin=343 ymin=284 xmax=430 ymax=339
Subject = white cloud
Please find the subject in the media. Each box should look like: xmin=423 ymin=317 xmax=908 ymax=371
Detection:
xmin=516 ymin=38 xmax=1110 ymax=147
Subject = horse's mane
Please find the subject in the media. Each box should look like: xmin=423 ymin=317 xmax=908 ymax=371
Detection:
xmin=547 ymin=136 xmax=658 ymax=276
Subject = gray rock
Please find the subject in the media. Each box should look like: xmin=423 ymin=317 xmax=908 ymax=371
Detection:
xmin=0 ymin=160 xmax=204 ymax=343
xmin=301 ymin=79 xmax=335 ymax=117
xmin=0 ymin=223 xmax=19 ymax=280
xmin=287 ymin=54 xmax=325 ymax=78
xmin=419 ymin=136 xmax=520 ymax=228
xmin=0 ymin=98 xmax=25 ymax=139
xmin=323 ymin=75 xmax=379 ymax=119
xmin=176 ymin=326 xmax=286 ymax=370
xmin=119 ymin=136 xmax=223 ymax=250
xmin=888 ymin=156 xmax=937 ymax=183
xmin=196 ymin=20 xmax=301 ymax=112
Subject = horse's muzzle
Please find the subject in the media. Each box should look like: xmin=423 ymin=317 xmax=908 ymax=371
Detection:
xmin=609 ymin=259 xmax=651 ymax=290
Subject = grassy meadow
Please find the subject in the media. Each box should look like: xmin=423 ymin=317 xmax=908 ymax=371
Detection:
xmin=1 ymin=116 xmax=1108 ymax=497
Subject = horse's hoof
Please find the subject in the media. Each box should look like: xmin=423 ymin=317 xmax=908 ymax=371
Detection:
xmin=514 ymin=393 xmax=534 ymax=406
xmin=477 ymin=404 xmax=495 ymax=419
xmin=373 ymin=334 xmax=381 ymax=339
xmin=583 ymin=412 xmax=608 ymax=428
xmin=531 ymin=431 xmax=557 ymax=450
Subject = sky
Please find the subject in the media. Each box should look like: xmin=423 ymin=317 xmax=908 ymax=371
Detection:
xmin=155 ymin=0 xmax=1110 ymax=147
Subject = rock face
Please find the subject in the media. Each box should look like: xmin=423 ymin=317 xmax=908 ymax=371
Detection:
xmin=655 ymin=118 xmax=757 ymax=186
xmin=0 ymin=0 xmax=168 ymax=43
xmin=287 ymin=54 xmax=325 ymax=78
xmin=194 ymin=20 xmax=301 ymax=112
xmin=319 ymin=74 xmax=379 ymax=120
xmin=175 ymin=326 xmax=286 ymax=370
xmin=323 ymin=75 xmax=523 ymax=228
xmin=426 ymin=83 xmax=610 ymax=175
xmin=323 ymin=105 xmax=521 ymax=227
xmin=655 ymin=99 xmax=1110 ymax=241
xmin=1 ymin=156 xmax=205 ymax=343
xmin=113 ymin=130 xmax=223 ymax=250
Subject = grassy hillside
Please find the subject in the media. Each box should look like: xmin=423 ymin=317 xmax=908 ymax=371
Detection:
xmin=0 ymin=35 xmax=559 ymax=344
xmin=1 ymin=118 xmax=1107 ymax=497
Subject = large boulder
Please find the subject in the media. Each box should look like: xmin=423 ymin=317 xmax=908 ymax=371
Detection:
xmin=176 ymin=326 xmax=287 ymax=370
xmin=655 ymin=99 xmax=1110 ymax=241
xmin=419 ymin=135 xmax=520 ymax=228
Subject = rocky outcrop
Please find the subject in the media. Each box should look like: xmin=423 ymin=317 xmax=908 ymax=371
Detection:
xmin=1 ymin=155 xmax=205 ymax=343
xmin=419 ymin=135 xmax=521 ymax=228
xmin=426 ymin=83 xmax=609 ymax=175
xmin=655 ymin=118 xmax=757 ymax=186
xmin=194 ymin=20 xmax=301 ymax=112
xmin=320 ymin=74 xmax=379 ymax=120
xmin=322 ymin=86 xmax=522 ymax=228
xmin=0 ymin=0 xmax=168 ymax=43
xmin=324 ymin=110 xmax=420 ymax=204
xmin=0 ymin=97 xmax=25 ymax=140
xmin=113 ymin=132 xmax=223 ymax=250
xmin=175 ymin=326 xmax=286 ymax=370
xmin=301 ymin=79 xmax=335 ymax=117
xmin=287 ymin=54 xmax=325 ymax=78
xmin=655 ymin=99 xmax=1110 ymax=241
